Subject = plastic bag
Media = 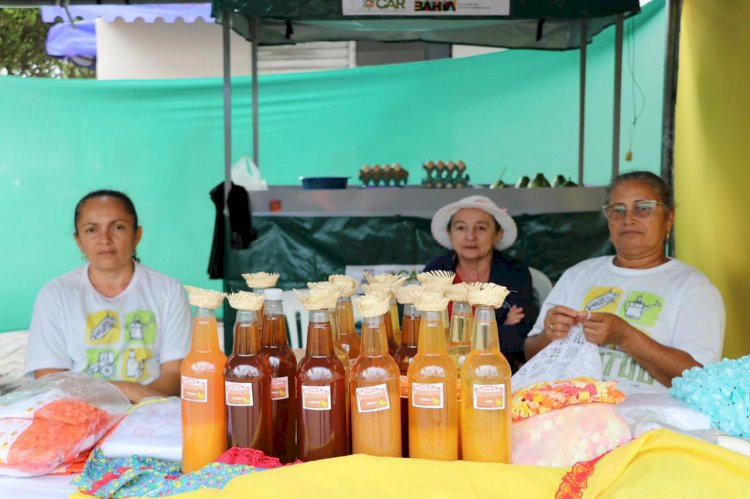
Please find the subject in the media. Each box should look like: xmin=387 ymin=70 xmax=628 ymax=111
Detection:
xmin=0 ymin=372 xmax=130 ymax=477
xmin=511 ymin=323 xmax=602 ymax=391
xmin=98 ymin=396 xmax=181 ymax=462
xmin=231 ymin=156 xmax=268 ymax=191
xmin=512 ymin=403 xmax=631 ymax=466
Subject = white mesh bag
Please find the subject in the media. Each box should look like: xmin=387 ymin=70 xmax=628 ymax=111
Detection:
xmin=512 ymin=323 xmax=602 ymax=391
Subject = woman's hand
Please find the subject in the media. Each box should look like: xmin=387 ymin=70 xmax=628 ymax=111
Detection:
xmin=503 ymin=305 xmax=525 ymax=326
xmin=544 ymin=305 xmax=580 ymax=341
xmin=578 ymin=311 xmax=629 ymax=346
xmin=110 ymin=381 xmax=165 ymax=403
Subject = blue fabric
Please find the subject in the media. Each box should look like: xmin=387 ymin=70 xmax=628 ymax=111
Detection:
xmin=670 ymin=355 xmax=750 ymax=438
xmin=46 ymin=20 xmax=97 ymax=58
xmin=74 ymin=448 xmax=266 ymax=498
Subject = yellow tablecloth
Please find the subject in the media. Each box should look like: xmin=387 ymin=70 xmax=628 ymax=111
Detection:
xmin=70 ymin=429 xmax=750 ymax=498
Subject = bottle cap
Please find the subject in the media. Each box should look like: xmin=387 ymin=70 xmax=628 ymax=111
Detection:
xmin=264 ymin=288 xmax=282 ymax=301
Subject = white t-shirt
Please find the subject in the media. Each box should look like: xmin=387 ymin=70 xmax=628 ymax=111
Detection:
xmin=25 ymin=263 xmax=192 ymax=385
xmin=529 ymin=256 xmax=725 ymax=394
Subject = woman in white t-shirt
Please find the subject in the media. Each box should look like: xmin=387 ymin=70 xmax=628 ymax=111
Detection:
xmin=524 ymin=171 xmax=725 ymax=393
xmin=25 ymin=190 xmax=192 ymax=403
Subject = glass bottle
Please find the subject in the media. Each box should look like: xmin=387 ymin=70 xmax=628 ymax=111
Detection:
xmin=335 ymin=296 xmax=361 ymax=363
xmin=260 ymin=288 xmax=297 ymax=463
xmin=460 ymin=305 xmax=512 ymax=463
xmin=383 ymin=306 xmax=400 ymax=357
xmin=392 ymin=302 xmax=420 ymax=457
xmin=407 ymin=309 xmax=458 ymax=461
xmin=296 ymin=309 xmax=347 ymax=461
xmin=225 ymin=309 xmax=272 ymax=453
xmin=350 ymin=313 xmax=401 ymax=457
xmin=389 ymin=297 xmax=402 ymax=345
xmin=330 ymin=306 xmax=352 ymax=454
xmin=181 ymin=306 xmax=227 ymax=473
xmin=447 ymin=300 xmax=473 ymax=459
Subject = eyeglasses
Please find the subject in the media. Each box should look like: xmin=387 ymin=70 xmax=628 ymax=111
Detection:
xmin=602 ymin=200 xmax=664 ymax=221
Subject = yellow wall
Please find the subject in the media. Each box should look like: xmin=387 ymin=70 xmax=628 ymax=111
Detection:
xmin=675 ymin=0 xmax=750 ymax=358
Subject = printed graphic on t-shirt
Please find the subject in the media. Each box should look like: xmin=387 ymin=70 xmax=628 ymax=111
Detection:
xmin=600 ymin=348 xmax=655 ymax=387
xmin=619 ymin=292 xmax=662 ymax=326
xmin=121 ymin=347 xmax=151 ymax=381
xmin=124 ymin=311 xmax=156 ymax=344
xmin=582 ymin=287 xmax=624 ymax=313
xmin=85 ymin=349 xmax=120 ymax=379
xmin=86 ymin=310 xmax=121 ymax=344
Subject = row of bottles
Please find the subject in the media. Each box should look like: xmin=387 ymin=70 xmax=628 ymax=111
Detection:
xmin=180 ymin=279 xmax=511 ymax=473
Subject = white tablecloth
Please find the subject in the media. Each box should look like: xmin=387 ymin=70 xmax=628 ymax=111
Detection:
xmin=0 ymin=473 xmax=78 ymax=498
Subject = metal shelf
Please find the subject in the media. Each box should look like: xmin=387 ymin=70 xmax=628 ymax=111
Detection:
xmin=249 ymin=186 xmax=607 ymax=218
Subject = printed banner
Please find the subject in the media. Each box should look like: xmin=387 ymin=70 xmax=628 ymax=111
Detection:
xmin=342 ymin=0 xmax=510 ymax=16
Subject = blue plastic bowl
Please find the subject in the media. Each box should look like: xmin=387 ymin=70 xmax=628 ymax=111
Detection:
xmin=300 ymin=177 xmax=349 ymax=189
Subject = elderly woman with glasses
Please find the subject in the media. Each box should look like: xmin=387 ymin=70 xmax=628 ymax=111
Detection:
xmin=523 ymin=171 xmax=725 ymax=394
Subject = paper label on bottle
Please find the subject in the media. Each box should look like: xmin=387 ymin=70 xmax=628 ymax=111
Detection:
xmin=181 ymin=376 xmax=208 ymax=403
xmin=473 ymin=384 xmax=506 ymax=410
xmin=270 ymin=376 xmax=289 ymax=400
xmin=399 ymin=375 xmax=409 ymax=398
xmin=301 ymin=385 xmax=331 ymax=411
xmin=0 ymin=419 xmax=33 ymax=462
xmin=411 ymin=382 xmax=444 ymax=409
xmin=225 ymin=381 xmax=254 ymax=406
xmin=356 ymin=383 xmax=390 ymax=413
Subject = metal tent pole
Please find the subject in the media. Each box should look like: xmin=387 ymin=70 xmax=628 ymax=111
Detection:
xmin=612 ymin=14 xmax=624 ymax=178
xmin=221 ymin=10 xmax=234 ymax=354
xmin=662 ymin=0 xmax=683 ymax=256
xmin=578 ymin=19 xmax=587 ymax=186
xmin=222 ymin=10 xmax=232 ymax=207
xmin=251 ymin=17 xmax=260 ymax=169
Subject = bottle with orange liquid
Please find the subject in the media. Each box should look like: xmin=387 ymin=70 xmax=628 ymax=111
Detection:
xmin=295 ymin=290 xmax=347 ymax=461
xmin=241 ymin=272 xmax=280 ymax=332
xmin=389 ymin=296 xmax=402 ymax=345
xmin=329 ymin=305 xmax=352 ymax=455
xmin=181 ymin=286 xmax=228 ymax=473
xmin=393 ymin=285 xmax=421 ymax=457
xmin=407 ymin=292 xmax=458 ymax=461
xmin=350 ymin=294 xmax=401 ymax=457
xmin=446 ymin=284 xmax=474 ymax=459
xmin=461 ymin=284 xmax=512 ymax=463
xmin=260 ymin=288 xmax=297 ymax=463
xmin=362 ymin=281 xmax=401 ymax=356
xmin=334 ymin=294 xmax=361 ymax=363
xmin=416 ymin=271 xmax=455 ymax=344
xmin=224 ymin=292 xmax=272 ymax=453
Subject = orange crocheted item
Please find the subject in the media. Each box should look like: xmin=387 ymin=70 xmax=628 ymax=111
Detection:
xmin=511 ymin=377 xmax=625 ymax=421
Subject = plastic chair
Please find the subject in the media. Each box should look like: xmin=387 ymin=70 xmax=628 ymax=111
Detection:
xmin=528 ymin=267 xmax=553 ymax=309
xmin=280 ymin=290 xmax=308 ymax=349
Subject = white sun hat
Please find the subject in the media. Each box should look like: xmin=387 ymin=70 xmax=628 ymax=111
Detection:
xmin=430 ymin=195 xmax=517 ymax=251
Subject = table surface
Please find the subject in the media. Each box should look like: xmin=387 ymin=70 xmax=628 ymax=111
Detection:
xmin=0 ymin=473 xmax=78 ymax=498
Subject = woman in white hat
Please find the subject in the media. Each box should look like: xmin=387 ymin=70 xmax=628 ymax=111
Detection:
xmin=424 ymin=195 xmax=537 ymax=369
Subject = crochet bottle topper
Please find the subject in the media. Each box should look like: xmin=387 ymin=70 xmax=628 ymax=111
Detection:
xmin=241 ymin=272 xmax=280 ymax=289
xmin=184 ymin=285 xmax=225 ymax=310
xmin=226 ymin=291 xmax=265 ymax=311
xmin=354 ymin=293 xmax=390 ymax=318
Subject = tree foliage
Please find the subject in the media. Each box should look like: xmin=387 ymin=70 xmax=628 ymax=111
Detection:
xmin=0 ymin=8 xmax=94 ymax=78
